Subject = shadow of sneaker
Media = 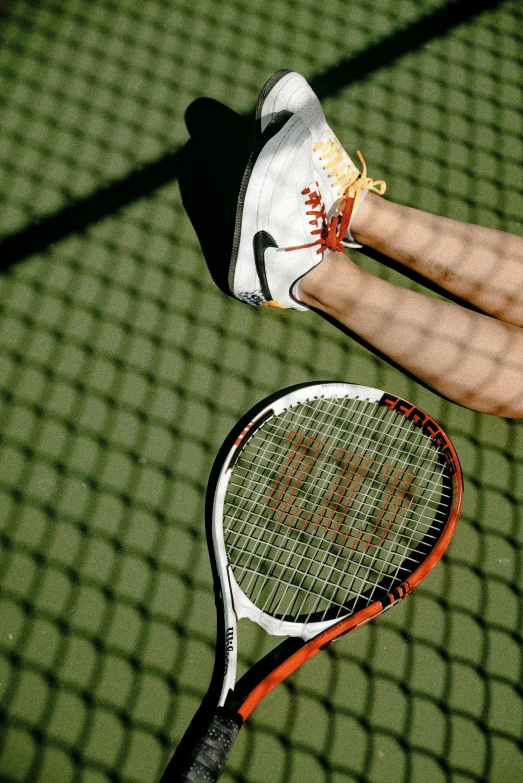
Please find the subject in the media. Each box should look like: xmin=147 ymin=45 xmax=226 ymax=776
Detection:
xmin=178 ymin=98 xmax=256 ymax=298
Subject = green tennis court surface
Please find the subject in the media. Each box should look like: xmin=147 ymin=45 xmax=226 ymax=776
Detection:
xmin=0 ymin=0 xmax=522 ymax=781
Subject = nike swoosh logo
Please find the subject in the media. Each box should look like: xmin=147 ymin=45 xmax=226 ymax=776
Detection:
xmin=253 ymin=230 xmax=278 ymax=301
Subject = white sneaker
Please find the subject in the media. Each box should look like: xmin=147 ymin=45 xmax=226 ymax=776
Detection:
xmin=255 ymin=70 xmax=386 ymax=248
xmin=230 ymin=112 xmax=345 ymax=310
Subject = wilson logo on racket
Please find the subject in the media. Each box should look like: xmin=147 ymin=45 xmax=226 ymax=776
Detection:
xmin=170 ymin=382 xmax=463 ymax=783
xmin=267 ymin=430 xmax=421 ymax=552
xmin=225 ymin=627 xmax=234 ymax=653
xmin=223 ymin=627 xmax=235 ymax=677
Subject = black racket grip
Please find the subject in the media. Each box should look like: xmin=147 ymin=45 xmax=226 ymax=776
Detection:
xmin=179 ymin=711 xmax=241 ymax=782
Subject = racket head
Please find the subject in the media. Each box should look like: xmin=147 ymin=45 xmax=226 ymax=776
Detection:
xmin=207 ymin=381 xmax=462 ymax=710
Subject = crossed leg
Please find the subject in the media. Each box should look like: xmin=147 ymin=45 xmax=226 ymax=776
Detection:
xmin=298 ymin=195 xmax=523 ymax=417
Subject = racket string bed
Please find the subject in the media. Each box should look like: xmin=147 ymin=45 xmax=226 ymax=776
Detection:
xmin=224 ymin=396 xmax=448 ymax=622
xmin=262 ymin=423 xmax=441 ymax=620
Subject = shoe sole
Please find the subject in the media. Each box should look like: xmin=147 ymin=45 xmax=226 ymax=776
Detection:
xmin=254 ymin=70 xmax=292 ymax=136
xmin=228 ymin=110 xmax=292 ymax=298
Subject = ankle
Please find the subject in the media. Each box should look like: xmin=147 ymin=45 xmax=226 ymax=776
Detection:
xmin=350 ymin=192 xmax=382 ymax=245
xmin=297 ymin=251 xmax=360 ymax=310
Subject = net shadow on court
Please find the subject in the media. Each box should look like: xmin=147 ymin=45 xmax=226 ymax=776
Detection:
xmin=0 ymin=0 xmax=521 ymax=782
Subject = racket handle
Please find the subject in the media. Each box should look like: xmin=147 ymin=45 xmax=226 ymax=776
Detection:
xmin=178 ymin=710 xmax=241 ymax=782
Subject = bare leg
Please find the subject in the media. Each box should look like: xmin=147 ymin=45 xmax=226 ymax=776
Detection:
xmin=298 ymin=251 xmax=523 ymax=417
xmin=351 ymin=194 xmax=523 ymax=328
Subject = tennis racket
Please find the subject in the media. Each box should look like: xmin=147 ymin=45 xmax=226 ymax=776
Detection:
xmin=169 ymin=381 xmax=462 ymax=782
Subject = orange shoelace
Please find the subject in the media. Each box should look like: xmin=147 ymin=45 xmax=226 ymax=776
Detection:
xmin=285 ymin=184 xmax=331 ymax=254
xmin=286 ymin=151 xmax=386 ymax=256
xmin=285 ymin=183 xmax=353 ymax=255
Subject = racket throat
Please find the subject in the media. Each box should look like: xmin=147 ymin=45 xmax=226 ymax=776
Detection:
xmin=225 ymin=636 xmax=306 ymax=714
